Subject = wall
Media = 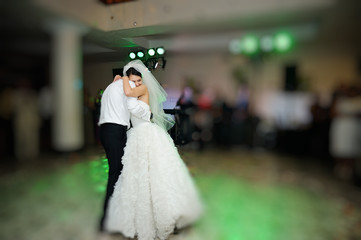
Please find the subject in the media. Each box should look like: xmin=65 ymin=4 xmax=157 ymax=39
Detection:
xmin=83 ymin=61 xmax=126 ymax=96
xmin=33 ymin=0 xmax=335 ymax=32
xmin=83 ymin=43 xmax=360 ymax=114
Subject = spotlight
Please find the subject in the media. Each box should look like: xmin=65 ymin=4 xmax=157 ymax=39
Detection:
xmin=274 ymin=32 xmax=293 ymax=53
xmin=156 ymin=47 xmax=165 ymax=55
xmin=129 ymin=52 xmax=136 ymax=59
xmin=137 ymin=51 xmax=145 ymax=58
xmin=242 ymin=35 xmax=259 ymax=55
xmin=148 ymin=48 xmax=156 ymax=57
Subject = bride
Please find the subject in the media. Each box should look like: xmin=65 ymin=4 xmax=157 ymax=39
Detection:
xmin=104 ymin=60 xmax=203 ymax=240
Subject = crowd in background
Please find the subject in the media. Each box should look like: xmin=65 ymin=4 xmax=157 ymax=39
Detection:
xmin=1 ymin=77 xmax=361 ymax=184
xmin=165 ymin=81 xmax=361 ymax=183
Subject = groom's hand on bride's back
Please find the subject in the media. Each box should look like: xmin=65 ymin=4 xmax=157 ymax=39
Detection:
xmin=113 ymin=75 xmax=121 ymax=82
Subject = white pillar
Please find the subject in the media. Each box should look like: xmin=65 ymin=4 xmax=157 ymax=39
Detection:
xmin=48 ymin=20 xmax=88 ymax=151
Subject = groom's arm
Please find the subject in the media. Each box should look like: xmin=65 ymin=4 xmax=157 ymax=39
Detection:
xmin=126 ymin=81 xmax=151 ymax=121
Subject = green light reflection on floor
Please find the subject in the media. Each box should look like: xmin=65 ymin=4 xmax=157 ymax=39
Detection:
xmin=0 ymin=155 xmax=349 ymax=240
xmin=88 ymin=157 xmax=108 ymax=193
xmin=194 ymin=174 xmax=344 ymax=240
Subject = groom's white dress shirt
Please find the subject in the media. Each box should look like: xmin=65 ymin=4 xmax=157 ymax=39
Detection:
xmin=98 ymin=80 xmax=151 ymax=128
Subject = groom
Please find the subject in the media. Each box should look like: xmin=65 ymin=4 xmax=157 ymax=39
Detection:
xmin=98 ymin=74 xmax=151 ymax=232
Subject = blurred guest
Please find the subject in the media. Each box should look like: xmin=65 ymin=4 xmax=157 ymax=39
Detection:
xmin=231 ymin=85 xmax=250 ymax=146
xmin=309 ymin=94 xmax=331 ymax=161
xmin=177 ymin=85 xmax=196 ymax=110
xmin=176 ymin=85 xmax=197 ymax=145
xmin=84 ymin=88 xmax=95 ymax=146
xmin=93 ymin=89 xmax=103 ymax=145
xmin=0 ymin=86 xmax=15 ymax=157
xmin=212 ymin=92 xmax=233 ymax=148
xmin=192 ymin=88 xmax=214 ymax=150
xmin=235 ymin=84 xmax=250 ymax=114
xmin=38 ymin=85 xmax=53 ymax=151
xmin=330 ymin=84 xmax=361 ymax=179
xmin=13 ymin=78 xmax=40 ymax=161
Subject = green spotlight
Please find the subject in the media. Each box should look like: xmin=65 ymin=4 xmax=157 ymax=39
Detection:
xmin=137 ymin=51 xmax=145 ymax=58
xmin=156 ymin=47 xmax=165 ymax=55
xmin=242 ymin=35 xmax=259 ymax=55
xmin=260 ymin=35 xmax=273 ymax=52
xmin=148 ymin=48 xmax=156 ymax=57
xmin=274 ymin=32 xmax=293 ymax=53
xmin=129 ymin=52 xmax=136 ymax=59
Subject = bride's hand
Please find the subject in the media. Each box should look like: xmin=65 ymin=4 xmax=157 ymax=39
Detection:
xmin=122 ymin=76 xmax=129 ymax=81
xmin=113 ymin=75 xmax=121 ymax=82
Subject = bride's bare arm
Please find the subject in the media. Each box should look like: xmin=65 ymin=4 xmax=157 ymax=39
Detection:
xmin=122 ymin=76 xmax=147 ymax=97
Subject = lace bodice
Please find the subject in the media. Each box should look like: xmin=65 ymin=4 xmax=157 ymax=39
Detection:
xmin=131 ymin=100 xmax=151 ymax=127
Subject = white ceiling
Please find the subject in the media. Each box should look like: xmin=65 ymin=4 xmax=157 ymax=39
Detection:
xmin=0 ymin=0 xmax=360 ymax=59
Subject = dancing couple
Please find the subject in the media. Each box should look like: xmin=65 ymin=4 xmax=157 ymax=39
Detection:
xmin=98 ymin=60 xmax=203 ymax=240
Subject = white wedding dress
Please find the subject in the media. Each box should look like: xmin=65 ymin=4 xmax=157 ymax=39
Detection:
xmin=105 ymin=101 xmax=203 ymax=240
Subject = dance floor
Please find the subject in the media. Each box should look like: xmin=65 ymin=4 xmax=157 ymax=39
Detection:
xmin=1 ymin=147 xmax=361 ymax=240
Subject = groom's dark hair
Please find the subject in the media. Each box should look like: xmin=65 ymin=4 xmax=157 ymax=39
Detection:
xmin=126 ymin=67 xmax=142 ymax=78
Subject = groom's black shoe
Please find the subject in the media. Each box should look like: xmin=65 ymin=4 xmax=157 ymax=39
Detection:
xmin=98 ymin=216 xmax=105 ymax=232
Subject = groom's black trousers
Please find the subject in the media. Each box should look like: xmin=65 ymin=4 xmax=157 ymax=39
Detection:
xmin=99 ymin=123 xmax=127 ymax=231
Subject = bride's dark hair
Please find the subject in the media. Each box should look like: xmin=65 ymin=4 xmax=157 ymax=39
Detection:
xmin=126 ymin=67 xmax=142 ymax=78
